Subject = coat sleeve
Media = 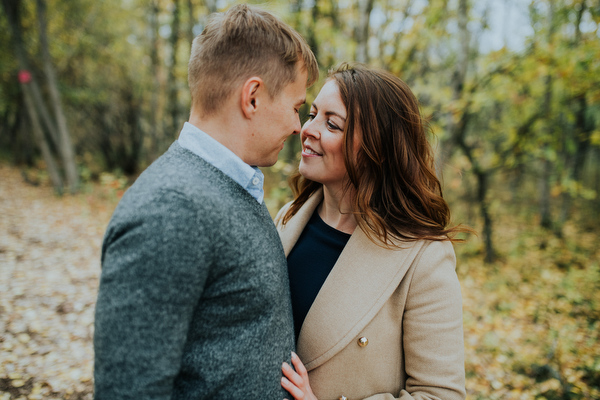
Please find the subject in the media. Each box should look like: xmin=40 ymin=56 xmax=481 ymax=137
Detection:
xmin=357 ymin=242 xmax=466 ymax=400
xmin=378 ymin=240 xmax=466 ymax=400
xmin=346 ymin=242 xmax=465 ymax=400
xmin=93 ymin=190 xmax=213 ymax=399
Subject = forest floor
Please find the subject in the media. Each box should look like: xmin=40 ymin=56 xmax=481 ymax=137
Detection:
xmin=1 ymin=163 xmax=599 ymax=399
xmin=0 ymin=165 xmax=114 ymax=399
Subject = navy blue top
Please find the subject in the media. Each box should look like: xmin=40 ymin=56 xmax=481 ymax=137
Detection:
xmin=287 ymin=210 xmax=352 ymax=339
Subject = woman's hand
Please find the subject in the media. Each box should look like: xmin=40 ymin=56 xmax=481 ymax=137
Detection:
xmin=281 ymin=352 xmax=318 ymax=400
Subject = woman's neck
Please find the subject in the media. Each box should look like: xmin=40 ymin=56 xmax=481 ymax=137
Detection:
xmin=319 ymin=184 xmax=358 ymax=235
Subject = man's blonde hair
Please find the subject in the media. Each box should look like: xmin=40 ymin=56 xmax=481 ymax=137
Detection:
xmin=188 ymin=4 xmax=318 ymax=115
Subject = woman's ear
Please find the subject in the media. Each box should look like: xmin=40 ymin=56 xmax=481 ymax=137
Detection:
xmin=241 ymin=77 xmax=263 ymax=119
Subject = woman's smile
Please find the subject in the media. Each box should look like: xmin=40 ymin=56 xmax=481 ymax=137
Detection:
xmin=302 ymin=144 xmax=322 ymax=157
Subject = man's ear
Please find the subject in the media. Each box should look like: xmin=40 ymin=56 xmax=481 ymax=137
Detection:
xmin=241 ymin=77 xmax=263 ymax=119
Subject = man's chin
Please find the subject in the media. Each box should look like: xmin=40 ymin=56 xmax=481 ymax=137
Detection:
xmin=252 ymin=156 xmax=278 ymax=168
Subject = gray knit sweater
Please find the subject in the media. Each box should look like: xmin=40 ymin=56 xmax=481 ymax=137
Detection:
xmin=94 ymin=142 xmax=295 ymax=399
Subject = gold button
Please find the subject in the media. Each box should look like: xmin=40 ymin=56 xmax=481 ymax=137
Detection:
xmin=357 ymin=336 xmax=368 ymax=347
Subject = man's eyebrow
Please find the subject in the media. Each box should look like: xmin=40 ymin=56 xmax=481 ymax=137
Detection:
xmin=312 ymin=103 xmax=346 ymax=121
xmin=296 ymin=98 xmax=306 ymax=106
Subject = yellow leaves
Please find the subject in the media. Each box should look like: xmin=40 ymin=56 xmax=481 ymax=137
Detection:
xmin=551 ymin=184 xmax=563 ymax=198
xmin=591 ymin=130 xmax=600 ymax=146
xmin=458 ymin=207 xmax=600 ymax=399
xmin=99 ymin=171 xmax=129 ymax=200
xmin=551 ymin=179 xmax=598 ymax=201
xmin=11 ymin=380 xmax=26 ymax=388
xmin=17 ymin=334 xmax=30 ymax=344
xmin=539 ymin=378 xmax=562 ymax=393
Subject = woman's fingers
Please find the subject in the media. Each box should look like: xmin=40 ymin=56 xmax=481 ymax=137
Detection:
xmin=282 ymin=353 xmax=317 ymax=400
xmin=291 ymin=352 xmax=308 ymax=376
xmin=281 ymin=376 xmax=304 ymax=400
xmin=282 ymin=361 xmax=305 ymax=387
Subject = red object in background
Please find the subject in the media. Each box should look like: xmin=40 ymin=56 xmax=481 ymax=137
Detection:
xmin=18 ymin=70 xmax=32 ymax=84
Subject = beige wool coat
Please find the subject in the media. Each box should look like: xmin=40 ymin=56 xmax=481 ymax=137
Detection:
xmin=275 ymin=189 xmax=466 ymax=400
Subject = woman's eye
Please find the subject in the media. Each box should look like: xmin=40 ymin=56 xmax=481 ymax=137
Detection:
xmin=307 ymin=113 xmax=316 ymax=120
xmin=327 ymin=121 xmax=340 ymax=130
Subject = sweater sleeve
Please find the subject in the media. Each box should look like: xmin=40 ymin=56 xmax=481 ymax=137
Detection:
xmin=93 ymin=190 xmax=213 ymax=399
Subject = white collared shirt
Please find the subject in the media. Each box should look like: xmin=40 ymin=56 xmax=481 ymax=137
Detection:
xmin=177 ymin=122 xmax=265 ymax=203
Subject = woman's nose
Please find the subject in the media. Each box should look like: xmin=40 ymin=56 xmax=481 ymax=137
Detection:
xmin=301 ymin=119 xmax=319 ymax=140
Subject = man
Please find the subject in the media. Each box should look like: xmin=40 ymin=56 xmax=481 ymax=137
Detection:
xmin=93 ymin=4 xmax=318 ymax=399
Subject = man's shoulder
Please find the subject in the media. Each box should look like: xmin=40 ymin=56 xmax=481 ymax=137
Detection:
xmin=140 ymin=142 xmax=216 ymax=187
xmin=109 ymin=143 xmax=261 ymax=224
xmin=129 ymin=143 xmax=242 ymax=201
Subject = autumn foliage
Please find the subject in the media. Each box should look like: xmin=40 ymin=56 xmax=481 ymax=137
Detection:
xmin=1 ymin=164 xmax=599 ymax=399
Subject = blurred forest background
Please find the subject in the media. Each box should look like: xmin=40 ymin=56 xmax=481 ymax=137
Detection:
xmin=1 ymin=0 xmax=599 ymax=399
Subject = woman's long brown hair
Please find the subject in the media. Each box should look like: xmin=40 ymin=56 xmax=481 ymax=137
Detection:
xmin=282 ymin=63 xmax=469 ymax=246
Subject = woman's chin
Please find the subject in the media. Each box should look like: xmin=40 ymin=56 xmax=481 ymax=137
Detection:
xmin=298 ymin=166 xmax=315 ymax=182
xmin=298 ymin=164 xmax=308 ymax=177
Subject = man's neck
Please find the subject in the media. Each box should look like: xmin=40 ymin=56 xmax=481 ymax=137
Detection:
xmin=188 ymin=111 xmax=249 ymax=164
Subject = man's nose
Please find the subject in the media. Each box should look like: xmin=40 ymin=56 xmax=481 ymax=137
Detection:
xmin=291 ymin=115 xmax=302 ymax=135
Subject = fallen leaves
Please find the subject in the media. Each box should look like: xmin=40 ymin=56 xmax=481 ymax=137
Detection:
xmin=0 ymin=165 xmax=114 ymax=399
xmin=459 ymin=221 xmax=600 ymax=399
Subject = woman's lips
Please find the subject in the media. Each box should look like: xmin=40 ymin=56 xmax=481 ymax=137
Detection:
xmin=302 ymin=145 xmax=322 ymax=157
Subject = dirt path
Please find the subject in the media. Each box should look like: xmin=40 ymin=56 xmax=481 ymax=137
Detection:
xmin=0 ymin=165 xmax=115 ymax=399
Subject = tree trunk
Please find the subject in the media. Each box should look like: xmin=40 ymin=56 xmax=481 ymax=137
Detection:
xmin=328 ymin=0 xmax=340 ymax=30
xmin=187 ymin=0 xmax=195 ymax=47
xmin=36 ymin=0 xmax=79 ymax=193
xmin=148 ymin=0 xmax=161 ymax=161
xmin=539 ymin=158 xmax=553 ymax=229
xmin=558 ymin=2 xmax=590 ymax=227
xmin=307 ymin=0 xmax=320 ymax=63
xmin=539 ymin=0 xmax=556 ymax=231
xmin=508 ymin=110 xmax=543 ymax=203
xmin=2 ymin=0 xmax=59 ymax=146
xmin=21 ymin=80 xmax=64 ymax=193
xmin=571 ymin=95 xmax=591 ymax=183
xmin=456 ymin=111 xmax=496 ymax=264
xmin=28 ymin=74 xmax=60 ymax=147
xmin=168 ymin=0 xmax=181 ymax=135
xmin=16 ymin=107 xmax=37 ymax=167
xmin=476 ymin=170 xmax=494 ymax=264
xmin=437 ymin=0 xmax=469 ymax=177
xmin=1 ymin=0 xmax=64 ymax=193
xmin=559 ymin=94 xmax=592 ymax=225
xmin=122 ymin=86 xmax=143 ymax=175
xmin=355 ymin=0 xmax=375 ymax=63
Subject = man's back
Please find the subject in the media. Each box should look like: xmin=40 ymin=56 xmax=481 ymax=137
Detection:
xmin=94 ymin=143 xmax=295 ymax=399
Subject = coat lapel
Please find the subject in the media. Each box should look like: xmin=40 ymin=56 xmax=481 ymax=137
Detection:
xmin=277 ymin=189 xmax=324 ymax=257
xmin=278 ymin=189 xmax=425 ymax=371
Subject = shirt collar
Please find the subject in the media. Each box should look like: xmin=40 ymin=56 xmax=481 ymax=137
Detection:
xmin=177 ymin=122 xmax=265 ymax=203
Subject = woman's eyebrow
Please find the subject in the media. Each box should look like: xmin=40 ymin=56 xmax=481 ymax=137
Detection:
xmin=311 ymin=103 xmax=346 ymax=121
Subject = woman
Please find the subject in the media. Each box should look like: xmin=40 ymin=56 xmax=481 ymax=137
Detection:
xmin=276 ymin=64 xmax=468 ymax=400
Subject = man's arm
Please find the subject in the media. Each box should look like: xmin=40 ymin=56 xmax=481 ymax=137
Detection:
xmin=94 ymin=190 xmax=211 ymax=399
